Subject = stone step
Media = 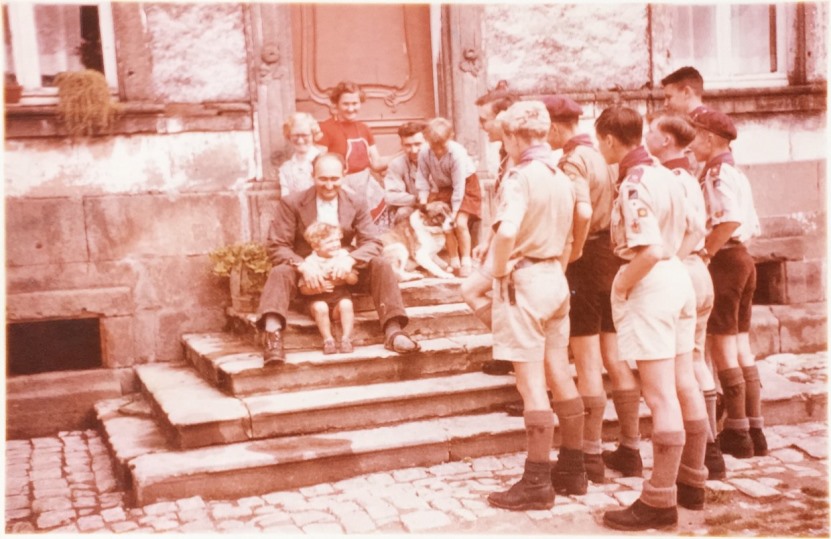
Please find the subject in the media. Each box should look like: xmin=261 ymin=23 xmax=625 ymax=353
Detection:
xmin=135 ymin=363 xmax=520 ymax=449
xmin=183 ymin=332 xmax=494 ymax=396
xmin=227 ymin=301 xmax=485 ymax=352
xmin=96 ymin=352 xmax=827 ymax=506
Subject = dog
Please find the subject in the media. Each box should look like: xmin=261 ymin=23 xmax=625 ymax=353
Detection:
xmin=380 ymin=201 xmax=455 ymax=281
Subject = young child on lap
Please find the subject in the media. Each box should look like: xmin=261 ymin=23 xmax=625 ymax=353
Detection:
xmin=300 ymin=222 xmax=359 ymax=354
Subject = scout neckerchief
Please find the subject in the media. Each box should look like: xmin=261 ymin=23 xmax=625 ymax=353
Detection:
xmin=698 ymin=151 xmax=735 ymax=181
xmin=562 ymin=133 xmax=594 ymax=155
xmin=663 ymin=155 xmax=692 ymax=174
xmin=518 ymin=143 xmax=560 ymax=174
xmin=617 ymin=145 xmax=652 ymax=184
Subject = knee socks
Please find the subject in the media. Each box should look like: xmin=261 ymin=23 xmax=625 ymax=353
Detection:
xmin=677 ymin=419 xmax=709 ymax=489
xmin=611 ymin=389 xmax=641 ymax=450
xmin=582 ymin=393 xmax=607 ymax=455
xmin=718 ymin=367 xmax=749 ymax=430
xmin=742 ymin=365 xmax=763 ymax=424
xmin=524 ymin=410 xmax=555 ymax=463
xmin=641 ymin=430 xmax=685 ymax=508
xmin=702 ymin=389 xmax=718 ymax=443
xmin=551 ymin=397 xmax=585 ymax=452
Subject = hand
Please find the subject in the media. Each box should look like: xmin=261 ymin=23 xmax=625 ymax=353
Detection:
xmin=298 ymin=258 xmax=327 ymax=291
xmin=471 ymin=243 xmax=489 ymax=264
xmin=328 ymin=254 xmax=356 ymax=282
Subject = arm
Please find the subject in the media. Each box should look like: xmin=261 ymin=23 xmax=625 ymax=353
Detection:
xmin=570 ymin=200 xmax=592 ymax=262
xmin=449 ymin=151 xmax=466 ymax=218
xmin=613 ymin=244 xmax=663 ymax=299
xmin=704 ymin=221 xmax=741 ymax=259
xmin=266 ymin=197 xmax=304 ymax=266
xmin=383 ymin=157 xmax=417 ymax=207
xmin=368 ymin=145 xmax=393 ymax=174
xmin=415 ymin=151 xmax=431 ymax=205
xmin=342 ymin=197 xmax=383 ymax=266
xmin=491 ymin=221 xmax=518 ymax=278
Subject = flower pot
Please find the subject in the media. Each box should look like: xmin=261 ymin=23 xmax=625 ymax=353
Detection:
xmin=5 ymin=83 xmax=22 ymax=104
xmin=229 ymin=265 xmax=260 ymax=313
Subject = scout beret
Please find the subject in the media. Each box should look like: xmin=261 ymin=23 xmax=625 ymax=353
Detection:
xmin=542 ymin=95 xmax=583 ymax=121
xmin=691 ymin=106 xmax=737 ymax=141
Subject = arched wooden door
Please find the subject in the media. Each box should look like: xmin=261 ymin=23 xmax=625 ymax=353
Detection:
xmin=290 ymin=4 xmax=437 ymax=155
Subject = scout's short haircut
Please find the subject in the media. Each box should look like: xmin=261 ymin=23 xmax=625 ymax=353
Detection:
xmin=398 ymin=121 xmax=427 ymax=139
xmin=475 ymin=84 xmax=519 ymax=115
xmin=304 ymin=221 xmax=342 ymax=249
xmin=329 ymin=81 xmax=366 ymax=105
xmin=595 ymin=106 xmax=643 ymax=147
xmin=660 ymin=66 xmax=704 ymax=96
xmin=655 ymin=114 xmax=696 ymax=148
xmin=312 ymin=152 xmax=347 ymax=175
xmin=282 ymin=112 xmax=322 ymax=142
xmin=424 ymin=117 xmax=454 ymax=144
xmin=497 ymin=101 xmax=551 ymax=139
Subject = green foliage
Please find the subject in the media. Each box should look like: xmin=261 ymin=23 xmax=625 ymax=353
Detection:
xmin=208 ymin=242 xmax=272 ymax=293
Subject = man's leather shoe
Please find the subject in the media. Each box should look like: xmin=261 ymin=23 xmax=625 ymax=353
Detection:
xmin=718 ymin=428 xmax=754 ymax=459
xmin=487 ymin=460 xmax=555 ymax=511
xmin=603 ymin=499 xmax=677 ymax=531
xmin=584 ymin=453 xmax=606 ymax=484
xmin=550 ymin=448 xmax=587 ymax=495
xmin=482 ymin=360 xmax=513 ymax=375
xmin=602 ymin=445 xmax=643 ymax=477
xmin=262 ymin=330 xmax=285 ymax=366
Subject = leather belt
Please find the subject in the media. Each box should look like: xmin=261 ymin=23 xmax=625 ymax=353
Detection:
xmin=514 ymin=256 xmax=558 ymax=271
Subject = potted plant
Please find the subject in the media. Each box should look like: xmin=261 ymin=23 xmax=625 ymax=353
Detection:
xmin=209 ymin=242 xmax=272 ymax=312
xmin=54 ymin=69 xmax=120 ymax=137
xmin=5 ymin=73 xmax=22 ymax=104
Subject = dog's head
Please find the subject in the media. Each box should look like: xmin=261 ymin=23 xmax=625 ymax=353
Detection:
xmin=420 ymin=201 xmax=454 ymax=233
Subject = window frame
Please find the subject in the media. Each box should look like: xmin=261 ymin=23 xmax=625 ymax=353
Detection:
xmin=6 ymin=1 xmax=118 ymax=104
xmin=669 ymin=3 xmax=789 ymax=90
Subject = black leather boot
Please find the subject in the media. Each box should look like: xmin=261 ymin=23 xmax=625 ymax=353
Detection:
xmin=718 ymin=428 xmax=753 ymax=459
xmin=749 ymin=427 xmax=768 ymax=456
xmin=487 ymin=460 xmax=555 ymax=511
xmin=584 ymin=453 xmax=606 ymax=484
xmin=677 ymin=482 xmax=705 ymax=510
xmin=602 ymin=445 xmax=643 ymax=477
xmin=603 ymin=499 xmax=678 ymax=531
xmin=551 ymin=448 xmax=588 ymax=495
xmin=704 ymin=441 xmax=726 ymax=480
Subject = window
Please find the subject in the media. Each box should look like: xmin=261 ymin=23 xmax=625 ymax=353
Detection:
xmin=4 ymin=2 xmax=117 ymax=104
xmin=666 ymin=4 xmax=788 ymax=89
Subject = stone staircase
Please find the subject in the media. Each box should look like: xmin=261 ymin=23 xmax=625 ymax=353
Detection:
xmin=94 ymin=278 xmax=827 ymax=506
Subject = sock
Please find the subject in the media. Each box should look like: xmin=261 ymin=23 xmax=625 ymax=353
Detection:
xmin=703 ymin=389 xmax=718 ymax=443
xmin=678 ymin=419 xmax=709 ymax=488
xmin=641 ymin=430 xmax=685 ymax=508
xmin=611 ymin=389 xmax=641 ymax=449
xmin=264 ymin=315 xmax=283 ymax=332
xmin=582 ymin=393 xmax=607 ymax=455
xmin=741 ymin=365 xmax=763 ymax=421
xmin=718 ymin=368 xmax=747 ymax=421
xmin=748 ymin=416 xmax=764 ymax=429
xmin=524 ymin=410 xmax=555 ymax=462
xmin=552 ymin=397 xmax=585 ymax=451
xmin=473 ymin=305 xmax=492 ymax=330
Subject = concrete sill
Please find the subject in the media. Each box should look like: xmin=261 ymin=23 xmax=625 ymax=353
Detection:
xmin=4 ymin=101 xmax=253 ymax=139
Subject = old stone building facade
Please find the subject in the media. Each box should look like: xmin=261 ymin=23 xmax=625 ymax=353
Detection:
xmin=4 ymin=3 xmax=827 ymax=382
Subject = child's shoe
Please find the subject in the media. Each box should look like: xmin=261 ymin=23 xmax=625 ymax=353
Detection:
xmin=323 ymin=338 xmax=337 ymax=355
xmin=339 ymin=337 xmax=354 ymax=354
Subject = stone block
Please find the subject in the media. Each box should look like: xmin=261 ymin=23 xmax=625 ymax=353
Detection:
xmin=785 ymin=260 xmax=826 ymax=304
xmin=6 ymin=287 xmax=133 ymax=322
xmin=749 ymin=234 xmax=826 ymax=263
xmin=156 ymin=307 xmax=227 ymax=361
xmin=743 ymin=160 xmax=824 ymax=217
xmin=772 ymin=303 xmax=827 ymax=354
xmin=6 ymin=197 xmax=88 ymax=267
xmin=83 ymin=192 xmax=243 ymax=260
xmin=750 ymin=306 xmax=780 ymax=359
xmin=100 ymin=316 xmax=136 ymax=368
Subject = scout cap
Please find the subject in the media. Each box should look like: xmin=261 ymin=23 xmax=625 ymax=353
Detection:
xmin=691 ymin=106 xmax=737 ymax=141
xmin=542 ymin=95 xmax=583 ymax=122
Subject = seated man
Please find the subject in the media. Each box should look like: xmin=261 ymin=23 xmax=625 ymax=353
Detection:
xmin=256 ymin=152 xmax=420 ymax=365
xmin=384 ymin=121 xmax=427 ymax=224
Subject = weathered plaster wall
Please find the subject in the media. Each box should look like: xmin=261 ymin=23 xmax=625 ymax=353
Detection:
xmin=483 ymin=4 xmax=650 ymax=93
xmin=4 ymin=132 xmax=256 ymax=198
xmin=144 ymin=4 xmax=249 ymax=102
xmin=807 ymin=2 xmax=829 ymax=82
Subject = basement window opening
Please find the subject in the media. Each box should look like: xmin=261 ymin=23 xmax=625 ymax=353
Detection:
xmin=752 ymin=260 xmax=787 ymax=305
xmin=7 ymin=318 xmax=103 ymax=376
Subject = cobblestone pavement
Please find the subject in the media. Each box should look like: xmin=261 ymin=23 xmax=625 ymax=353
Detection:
xmin=5 ymin=421 xmax=828 ymax=535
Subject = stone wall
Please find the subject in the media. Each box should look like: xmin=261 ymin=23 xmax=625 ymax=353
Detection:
xmin=483 ymin=4 xmax=651 ymax=93
xmin=5 ymin=3 xmax=257 ymax=367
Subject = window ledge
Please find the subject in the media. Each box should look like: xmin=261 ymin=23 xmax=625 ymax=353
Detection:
xmin=4 ymin=101 xmax=253 ymax=139
xmin=528 ymin=82 xmax=827 ymax=116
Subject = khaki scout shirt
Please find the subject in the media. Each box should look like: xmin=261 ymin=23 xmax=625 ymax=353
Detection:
xmin=699 ymin=153 xmax=761 ymax=244
xmin=493 ymin=159 xmax=575 ymax=263
xmin=664 ymin=158 xmax=707 ymax=253
xmin=611 ymin=163 xmax=689 ymax=261
xmin=559 ymin=139 xmax=617 ymax=235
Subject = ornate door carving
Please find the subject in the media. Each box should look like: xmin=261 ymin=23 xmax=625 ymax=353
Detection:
xmin=291 ymin=4 xmax=436 ymax=155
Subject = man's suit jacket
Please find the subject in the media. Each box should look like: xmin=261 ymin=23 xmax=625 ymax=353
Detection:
xmin=266 ymin=187 xmax=383 ymax=268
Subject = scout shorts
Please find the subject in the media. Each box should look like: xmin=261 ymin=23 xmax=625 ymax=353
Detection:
xmin=565 ymin=233 xmax=624 ymax=336
xmin=683 ymin=253 xmax=714 ymax=359
xmin=612 ymin=257 xmax=696 ymax=361
xmin=492 ymin=260 xmax=570 ymax=362
xmin=707 ymin=244 xmax=756 ymax=335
